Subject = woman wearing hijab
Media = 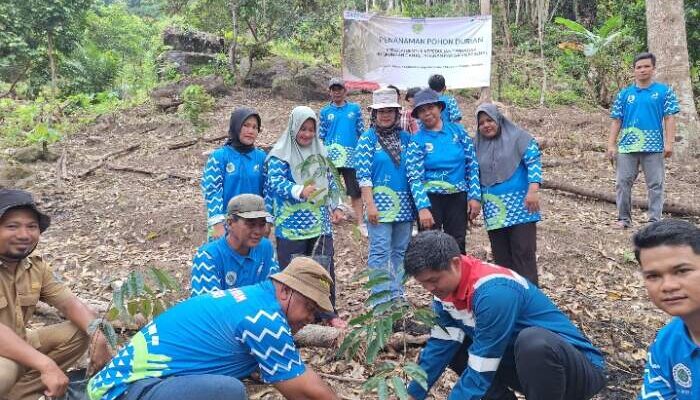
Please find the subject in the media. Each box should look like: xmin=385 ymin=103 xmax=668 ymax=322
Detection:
xmin=202 ymin=107 xmax=266 ymax=239
xmin=475 ymin=103 xmax=542 ymax=286
xmin=266 ymin=106 xmax=346 ymax=328
xmin=405 ymin=89 xmax=481 ymax=254
xmin=354 ymin=88 xmax=415 ymax=306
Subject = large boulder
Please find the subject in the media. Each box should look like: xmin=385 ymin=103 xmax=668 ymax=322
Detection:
xmin=157 ymin=50 xmax=219 ymax=78
xmin=163 ymin=27 xmax=224 ymax=54
xmin=150 ymin=75 xmax=229 ymax=111
xmin=246 ymin=56 xmax=338 ymax=102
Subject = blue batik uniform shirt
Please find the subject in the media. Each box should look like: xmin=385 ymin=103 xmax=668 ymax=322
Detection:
xmin=201 ymin=146 xmax=267 ymax=227
xmin=639 ymin=317 xmax=699 ymax=400
xmin=481 ymin=138 xmax=542 ymax=230
xmin=319 ymin=102 xmax=365 ymax=168
xmin=407 ymin=256 xmax=605 ymax=400
xmin=610 ymin=82 xmax=680 ymax=153
xmin=354 ymin=128 xmax=416 ymax=223
xmin=266 ymin=157 xmax=338 ymax=240
xmin=88 ymin=281 xmax=306 ymax=400
xmin=405 ymin=122 xmax=481 ymax=210
xmin=190 ymin=236 xmax=279 ymax=296
xmin=439 ymin=93 xmax=462 ymax=123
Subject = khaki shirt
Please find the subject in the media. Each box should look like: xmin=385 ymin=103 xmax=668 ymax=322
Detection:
xmin=0 ymin=254 xmax=72 ymax=340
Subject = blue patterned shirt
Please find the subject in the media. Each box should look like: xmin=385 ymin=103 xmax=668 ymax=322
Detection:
xmin=354 ymin=128 xmax=416 ymax=223
xmin=480 ymin=139 xmax=542 ymax=230
xmin=265 ymin=157 xmax=339 ymax=240
xmin=190 ymin=236 xmax=279 ymax=296
xmin=319 ymin=102 xmax=365 ymax=168
xmin=88 ymin=281 xmax=306 ymax=400
xmin=201 ymin=146 xmax=266 ymax=227
xmin=405 ymin=122 xmax=481 ymax=210
xmin=639 ymin=317 xmax=699 ymax=400
xmin=439 ymin=93 xmax=462 ymax=123
xmin=610 ymin=82 xmax=680 ymax=153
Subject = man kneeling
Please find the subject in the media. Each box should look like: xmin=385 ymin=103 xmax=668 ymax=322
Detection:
xmin=404 ymin=231 xmax=606 ymax=400
xmin=634 ymin=219 xmax=699 ymax=399
xmin=88 ymin=257 xmax=338 ymax=400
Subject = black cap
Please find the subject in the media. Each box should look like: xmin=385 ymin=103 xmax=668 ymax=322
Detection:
xmin=0 ymin=189 xmax=51 ymax=232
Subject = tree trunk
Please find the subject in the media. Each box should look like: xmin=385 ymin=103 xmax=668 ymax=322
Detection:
xmin=541 ymin=179 xmax=700 ymax=217
xmin=645 ymin=0 xmax=700 ymax=154
xmin=47 ymin=31 xmax=57 ymax=97
xmin=479 ymin=0 xmax=492 ymax=103
xmin=497 ymin=0 xmax=512 ymax=48
xmin=537 ymin=0 xmax=547 ymax=105
xmin=515 ymin=0 xmax=521 ymax=25
xmin=228 ymin=0 xmax=239 ymax=78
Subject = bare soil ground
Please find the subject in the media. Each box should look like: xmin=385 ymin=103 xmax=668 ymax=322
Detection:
xmin=16 ymin=87 xmax=700 ymax=399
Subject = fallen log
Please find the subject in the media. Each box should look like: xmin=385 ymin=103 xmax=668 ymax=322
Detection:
xmin=293 ymin=324 xmax=428 ymax=351
xmin=167 ymin=133 xmax=274 ymax=152
xmin=106 ymin=164 xmax=197 ymax=182
xmin=541 ymin=179 xmax=700 ymax=216
xmin=76 ymin=140 xmax=147 ymax=178
xmin=536 ymin=137 xmax=606 ymax=153
xmin=542 ymin=158 xmax=580 ymax=168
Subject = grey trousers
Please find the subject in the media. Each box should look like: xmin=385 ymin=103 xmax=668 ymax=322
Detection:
xmin=616 ymin=152 xmax=665 ymax=224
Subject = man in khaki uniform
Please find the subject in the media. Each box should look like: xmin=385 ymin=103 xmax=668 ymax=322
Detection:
xmin=0 ymin=189 xmax=112 ymax=400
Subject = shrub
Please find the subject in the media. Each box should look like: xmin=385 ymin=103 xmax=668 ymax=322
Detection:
xmin=179 ymin=84 xmax=214 ymax=131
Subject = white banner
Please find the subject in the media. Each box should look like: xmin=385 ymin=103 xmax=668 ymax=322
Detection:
xmin=342 ymin=11 xmax=492 ymax=90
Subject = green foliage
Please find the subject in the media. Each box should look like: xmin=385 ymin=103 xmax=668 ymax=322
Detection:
xmin=554 ymin=16 xmax=623 ymax=57
xmin=297 ymin=154 xmax=345 ymax=206
xmin=338 ymin=269 xmax=432 ymax=400
xmin=179 ymin=84 xmax=215 ymax=131
xmin=108 ymin=267 xmax=181 ymax=325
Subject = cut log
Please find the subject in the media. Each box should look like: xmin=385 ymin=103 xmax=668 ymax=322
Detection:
xmin=293 ymin=324 xmax=428 ymax=351
xmin=106 ymin=164 xmax=197 ymax=182
xmin=76 ymin=143 xmax=143 ymax=178
xmin=536 ymin=137 xmax=606 ymax=153
xmin=541 ymin=179 xmax=700 ymax=216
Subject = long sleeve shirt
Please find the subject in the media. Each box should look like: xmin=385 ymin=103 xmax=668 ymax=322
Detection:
xmin=201 ymin=146 xmax=266 ymax=227
xmin=265 ymin=156 xmax=339 ymax=240
xmin=354 ymin=128 xmax=416 ymax=223
xmin=480 ymin=138 xmax=542 ymax=230
xmin=319 ymin=102 xmax=365 ymax=168
xmin=189 ymin=236 xmax=279 ymax=296
xmin=405 ymin=122 xmax=481 ymax=211
xmin=407 ymin=256 xmax=605 ymax=400
xmin=439 ymin=93 xmax=462 ymax=123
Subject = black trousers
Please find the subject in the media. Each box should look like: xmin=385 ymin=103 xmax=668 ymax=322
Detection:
xmin=275 ymin=235 xmax=337 ymax=316
xmin=448 ymin=327 xmax=606 ymax=400
xmin=426 ymin=192 xmax=468 ymax=254
xmin=487 ymin=222 xmax=539 ymax=286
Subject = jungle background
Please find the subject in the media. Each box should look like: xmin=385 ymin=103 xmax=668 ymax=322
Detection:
xmin=1 ymin=0 xmax=699 ymax=399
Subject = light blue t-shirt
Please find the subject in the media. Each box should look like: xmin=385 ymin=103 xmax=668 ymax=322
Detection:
xmin=639 ymin=317 xmax=699 ymax=400
xmin=610 ymin=82 xmax=680 ymax=153
xmin=201 ymin=146 xmax=267 ymax=227
xmin=319 ymin=102 xmax=365 ymax=168
xmin=88 ymin=281 xmax=306 ymax=400
xmin=190 ymin=236 xmax=279 ymax=296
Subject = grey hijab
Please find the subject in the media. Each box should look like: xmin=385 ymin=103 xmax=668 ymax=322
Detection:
xmin=266 ymin=106 xmax=329 ymax=191
xmin=474 ymin=103 xmax=533 ymax=187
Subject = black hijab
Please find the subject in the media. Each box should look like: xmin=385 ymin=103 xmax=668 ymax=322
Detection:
xmin=226 ymin=107 xmax=261 ymax=154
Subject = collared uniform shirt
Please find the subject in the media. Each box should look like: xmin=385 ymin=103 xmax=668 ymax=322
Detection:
xmin=639 ymin=317 xmax=699 ymax=400
xmin=88 ymin=281 xmax=306 ymax=400
xmin=439 ymin=94 xmax=462 ymax=123
xmin=407 ymin=256 xmax=605 ymax=400
xmin=190 ymin=236 xmax=279 ymax=296
xmin=0 ymin=254 xmax=72 ymax=340
xmin=319 ymin=102 xmax=365 ymax=168
xmin=610 ymin=82 xmax=680 ymax=153
xmin=405 ymin=122 xmax=481 ymax=210
xmin=201 ymin=146 xmax=267 ymax=228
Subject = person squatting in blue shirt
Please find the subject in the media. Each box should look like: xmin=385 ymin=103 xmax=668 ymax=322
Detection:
xmin=607 ymin=52 xmax=680 ymax=228
xmin=633 ymin=219 xmax=700 ymax=400
xmin=88 ymin=257 xmax=340 ymax=400
xmin=428 ymin=74 xmax=462 ymax=123
xmin=355 ymin=88 xmax=416 ymax=305
xmin=474 ymin=103 xmax=543 ymax=286
xmin=190 ymin=193 xmax=279 ymax=296
xmin=405 ymin=88 xmax=481 ymax=254
xmin=266 ymin=106 xmax=347 ymax=329
xmin=319 ymin=78 xmax=366 ymax=234
xmin=201 ymin=107 xmax=267 ymax=239
xmin=403 ymin=231 xmax=606 ymax=400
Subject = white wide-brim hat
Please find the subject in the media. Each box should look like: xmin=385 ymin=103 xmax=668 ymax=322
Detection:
xmin=368 ymin=88 xmax=401 ymax=110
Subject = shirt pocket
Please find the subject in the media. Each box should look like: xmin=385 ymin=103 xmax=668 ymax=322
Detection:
xmin=18 ymin=292 xmax=40 ymax=322
xmin=0 ymin=295 xmax=7 ymax=309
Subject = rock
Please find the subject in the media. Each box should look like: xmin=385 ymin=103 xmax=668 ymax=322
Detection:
xmin=253 ymin=56 xmax=336 ymax=101
xmin=163 ymin=26 xmax=225 ymax=54
xmin=13 ymin=146 xmax=59 ymax=163
xmin=157 ymin=50 xmax=218 ymax=77
xmin=0 ymin=161 xmax=33 ymax=188
xmin=150 ymin=75 xmax=229 ymax=111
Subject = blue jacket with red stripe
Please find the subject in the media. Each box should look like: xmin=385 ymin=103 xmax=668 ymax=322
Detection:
xmin=407 ymin=256 xmax=605 ymax=400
